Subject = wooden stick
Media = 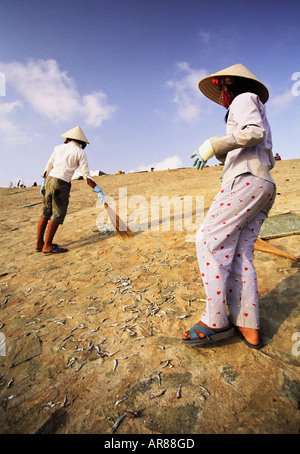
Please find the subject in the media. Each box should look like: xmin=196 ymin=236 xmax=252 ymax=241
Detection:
xmin=104 ymin=203 xmax=133 ymax=239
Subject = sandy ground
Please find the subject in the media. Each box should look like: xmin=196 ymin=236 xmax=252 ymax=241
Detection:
xmin=0 ymin=159 xmax=299 ymax=434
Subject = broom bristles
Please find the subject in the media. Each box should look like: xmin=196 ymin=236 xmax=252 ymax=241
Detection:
xmin=254 ymin=237 xmax=298 ymax=261
xmin=104 ymin=203 xmax=133 ymax=239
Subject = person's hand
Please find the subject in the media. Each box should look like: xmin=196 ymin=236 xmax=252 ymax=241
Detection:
xmin=93 ymin=184 xmax=105 ymax=203
xmin=191 ymin=139 xmax=214 ymax=170
xmin=40 ymin=177 xmax=46 ymax=196
xmin=191 ymin=152 xmax=207 ymax=170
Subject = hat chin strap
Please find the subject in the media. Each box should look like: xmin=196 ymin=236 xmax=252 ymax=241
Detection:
xmin=212 ymin=77 xmax=235 ymax=109
xmin=221 ymin=86 xmax=234 ymax=109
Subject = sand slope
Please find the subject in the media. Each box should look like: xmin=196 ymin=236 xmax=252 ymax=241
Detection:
xmin=0 ymin=160 xmax=299 ymax=434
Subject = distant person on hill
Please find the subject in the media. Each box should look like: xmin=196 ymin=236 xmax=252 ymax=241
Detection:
xmin=274 ymin=153 xmax=281 ymax=161
xmin=183 ymin=64 xmax=276 ymax=349
xmin=35 ymin=126 xmax=105 ymax=254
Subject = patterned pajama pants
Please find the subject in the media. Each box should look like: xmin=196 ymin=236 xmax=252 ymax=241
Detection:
xmin=196 ymin=173 xmax=276 ymax=330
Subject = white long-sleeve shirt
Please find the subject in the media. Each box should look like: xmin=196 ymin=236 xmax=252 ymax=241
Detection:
xmin=210 ymin=92 xmax=275 ymax=185
xmin=44 ymin=141 xmax=94 ymax=183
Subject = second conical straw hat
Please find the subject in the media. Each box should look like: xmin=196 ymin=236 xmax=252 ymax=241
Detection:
xmin=61 ymin=126 xmax=90 ymax=144
xmin=198 ymin=63 xmax=269 ymax=105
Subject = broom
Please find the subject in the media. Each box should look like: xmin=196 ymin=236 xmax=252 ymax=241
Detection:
xmin=104 ymin=203 xmax=133 ymax=239
xmin=254 ymin=237 xmax=299 ymax=261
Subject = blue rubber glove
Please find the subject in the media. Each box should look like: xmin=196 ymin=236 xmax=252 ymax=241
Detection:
xmin=93 ymin=184 xmax=105 ymax=203
xmin=40 ymin=177 xmax=46 ymax=196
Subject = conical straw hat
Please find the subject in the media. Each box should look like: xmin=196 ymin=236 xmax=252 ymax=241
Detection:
xmin=198 ymin=63 xmax=269 ymax=105
xmin=61 ymin=126 xmax=89 ymax=144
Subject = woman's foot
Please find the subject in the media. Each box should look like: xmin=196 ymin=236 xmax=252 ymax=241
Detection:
xmin=235 ymin=325 xmax=262 ymax=348
xmin=35 ymin=241 xmax=44 ymax=252
xmin=183 ymin=320 xmax=231 ymax=340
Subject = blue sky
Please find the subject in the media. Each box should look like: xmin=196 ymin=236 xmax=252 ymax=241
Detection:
xmin=0 ymin=0 xmax=299 ymax=187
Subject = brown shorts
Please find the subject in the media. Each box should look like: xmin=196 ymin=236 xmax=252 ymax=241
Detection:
xmin=41 ymin=176 xmax=71 ymax=224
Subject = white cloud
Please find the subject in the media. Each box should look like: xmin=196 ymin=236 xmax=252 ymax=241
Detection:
xmin=270 ymin=90 xmax=294 ymax=111
xmin=82 ymin=92 xmax=116 ymax=127
xmin=129 ymin=155 xmax=182 ymax=173
xmin=0 ymin=59 xmax=117 ymax=127
xmin=167 ymin=62 xmax=208 ymax=122
xmin=0 ymin=99 xmax=28 ymax=144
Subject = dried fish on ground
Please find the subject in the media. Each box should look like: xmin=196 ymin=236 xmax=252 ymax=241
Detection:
xmin=40 ymin=400 xmax=60 ymax=410
xmin=91 ymin=326 xmax=99 ymax=333
xmin=65 ymin=357 xmax=76 ymax=369
xmin=61 ymin=395 xmax=77 ymax=408
xmin=70 ymin=324 xmax=86 ymax=333
xmin=7 ymin=378 xmax=14 ymax=388
xmin=115 ymin=397 xmax=128 ymax=406
xmin=199 ymin=385 xmax=210 ymax=396
xmin=146 ymin=302 xmax=161 ymax=317
xmin=112 ymin=359 xmax=118 ymax=372
xmin=157 ymin=371 xmax=162 ymax=386
xmin=176 ymin=384 xmax=182 ymax=399
xmin=75 ymin=361 xmax=86 ymax=372
xmin=105 ymin=350 xmax=120 ymax=357
xmin=149 ymin=389 xmax=166 ymax=399
xmin=111 ymin=413 xmax=127 ymax=433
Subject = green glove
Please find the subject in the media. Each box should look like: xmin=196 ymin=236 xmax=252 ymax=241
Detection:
xmin=93 ymin=184 xmax=105 ymax=203
xmin=191 ymin=139 xmax=214 ymax=170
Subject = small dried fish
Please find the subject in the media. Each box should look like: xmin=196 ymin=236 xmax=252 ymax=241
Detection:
xmin=160 ymin=360 xmax=171 ymax=369
xmin=91 ymin=326 xmax=99 ymax=332
xmin=111 ymin=413 xmax=127 ymax=433
xmin=41 ymin=400 xmax=59 ymax=409
xmin=176 ymin=384 xmax=182 ymax=399
xmin=157 ymin=371 xmax=162 ymax=386
xmin=70 ymin=324 xmax=85 ymax=333
xmin=65 ymin=357 xmax=76 ymax=369
xmin=75 ymin=361 xmax=86 ymax=372
xmin=149 ymin=389 xmax=166 ymax=399
xmin=113 ymin=359 xmax=118 ymax=372
xmin=199 ymin=385 xmax=210 ymax=395
xmin=106 ymin=350 xmax=120 ymax=357
xmin=7 ymin=377 xmax=14 ymax=388
xmin=72 ymin=346 xmax=84 ymax=352
xmin=115 ymin=397 xmax=128 ymax=406
xmin=4 ymin=394 xmax=20 ymax=402
xmin=61 ymin=395 xmax=77 ymax=408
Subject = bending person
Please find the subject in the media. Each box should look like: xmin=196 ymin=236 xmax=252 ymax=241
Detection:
xmin=35 ymin=126 xmax=105 ymax=254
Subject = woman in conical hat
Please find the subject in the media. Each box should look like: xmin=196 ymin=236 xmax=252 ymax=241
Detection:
xmin=35 ymin=126 xmax=105 ymax=253
xmin=183 ymin=64 xmax=276 ymax=349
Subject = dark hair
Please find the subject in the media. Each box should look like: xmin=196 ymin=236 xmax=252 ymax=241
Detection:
xmin=64 ymin=138 xmax=87 ymax=149
xmin=229 ymin=77 xmax=259 ymax=98
xmin=225 ymin=77 xmax=259 ymax=123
